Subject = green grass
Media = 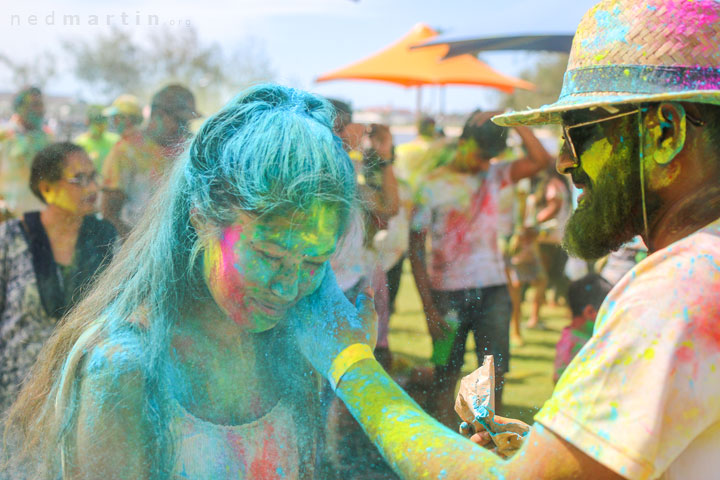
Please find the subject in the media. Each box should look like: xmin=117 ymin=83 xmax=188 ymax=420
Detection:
xmin=387 ymin=263 xmax=569 ymax=426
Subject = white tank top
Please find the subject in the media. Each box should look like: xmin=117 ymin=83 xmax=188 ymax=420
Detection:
xmin=171 ymin=399 xmax=300 ymax=479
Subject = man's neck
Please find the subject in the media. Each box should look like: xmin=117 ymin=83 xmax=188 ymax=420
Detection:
xmin=647 ymin=184 xmax=720 ymax=251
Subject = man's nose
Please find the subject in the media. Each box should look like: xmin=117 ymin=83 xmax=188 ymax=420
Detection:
xmin=556 ymin=141 xmax=577 ymax=175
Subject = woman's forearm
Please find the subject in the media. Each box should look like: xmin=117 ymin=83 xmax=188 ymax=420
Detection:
xmin=336 ymin=358 xmax=507 ymax=480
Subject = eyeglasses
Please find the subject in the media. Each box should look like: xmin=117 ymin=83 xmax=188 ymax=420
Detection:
xmin=65 ymin=172 xmax=100 ymax=187
xmin=561 ymin=108 xmax=705 ymax=166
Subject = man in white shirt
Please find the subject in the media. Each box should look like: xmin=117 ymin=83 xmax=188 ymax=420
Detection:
xmin=292 ymin=1 xmax=720 ymax=479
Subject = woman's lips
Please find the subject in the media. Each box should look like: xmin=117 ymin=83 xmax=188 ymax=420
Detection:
xmin=251 ymin=297 xmax=290 ymax=318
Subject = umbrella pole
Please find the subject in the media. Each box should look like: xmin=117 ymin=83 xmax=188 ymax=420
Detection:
xmin=416 ymin=87 xmax=423 ymax=122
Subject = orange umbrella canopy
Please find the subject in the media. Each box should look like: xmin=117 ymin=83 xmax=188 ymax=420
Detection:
xmin=317 ymin=23 xmax=534 ymax=93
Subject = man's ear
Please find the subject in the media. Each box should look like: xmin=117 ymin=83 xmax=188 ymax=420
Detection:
xmin=645 ymin=102 xmax=687 ymax=166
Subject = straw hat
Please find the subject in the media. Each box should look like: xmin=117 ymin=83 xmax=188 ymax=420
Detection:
xmin=494 ymin=0 xmax=720 ymax=127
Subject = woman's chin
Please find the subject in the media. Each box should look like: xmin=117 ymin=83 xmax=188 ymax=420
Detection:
xmin=244 ymin=310 xmax=284 ymax=333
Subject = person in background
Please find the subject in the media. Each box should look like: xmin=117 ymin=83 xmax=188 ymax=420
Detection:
xmin=379 ymin=116 xmax=440 ymax=316
xmin=0 ymin=142 xmax=116 ymax=412
xmin=409 ymin=110 xmax=553 ymax=425
xmin=0 ymin=86 xmax=53 ymax=217
xmin=553 ymin=274 xmax=612 ymax=383
xmin=598 ymin=236 xmax=648 ymax=285
xmin=327 ymin=101 xmax=399 ymax=328
xmin=74 ymin=105 xmax=120 ymax=173
xmin=506 ymin=225 xmax=547 ymax=340
xmin=102 ymin=85 xmax=199 ymax=238
xmin=361 ymin=123 xmax=400 ymax=367
xmin=533 ymin=165 xmax=572 ymax=313
xmin=325 ymin=101 xmax=400 ymax=479
xmin=394 ymin=116 xmax=440 ymax=192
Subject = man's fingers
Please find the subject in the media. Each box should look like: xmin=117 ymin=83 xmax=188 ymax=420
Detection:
xmin=470 ymin=431 xmax=493 ymax=447
xmin=459 ymin=422 xmax=475 ymax=437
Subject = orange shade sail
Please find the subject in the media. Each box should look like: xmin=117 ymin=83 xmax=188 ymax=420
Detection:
xmin=316 ymin=23 xmax=534 ymax=93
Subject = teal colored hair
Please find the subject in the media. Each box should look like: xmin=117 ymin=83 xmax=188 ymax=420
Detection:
xmin=3 ymin=84 xmax=357 ymax=478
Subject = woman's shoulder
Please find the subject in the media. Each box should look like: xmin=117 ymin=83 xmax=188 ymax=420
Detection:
xmin=0 ymin=218 xmax=31 ymax=257
xmin=0 ymin=217 xmax=25 ymax=238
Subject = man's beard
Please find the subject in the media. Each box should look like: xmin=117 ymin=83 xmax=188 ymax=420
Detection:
xmin=563 ymin=141 xmax=653 ymax=260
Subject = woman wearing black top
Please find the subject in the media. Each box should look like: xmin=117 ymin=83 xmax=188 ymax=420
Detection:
xmin=0 ymin=142 xmax=116 ymax=411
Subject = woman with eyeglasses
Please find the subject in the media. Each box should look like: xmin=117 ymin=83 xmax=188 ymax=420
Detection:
xmin=0 ymin=142 xmax=116 ymax=412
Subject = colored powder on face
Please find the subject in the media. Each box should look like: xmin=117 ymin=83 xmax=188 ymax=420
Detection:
xmin=580 ymin=137 xmax=614 ymax=181
xmin=44 ymin=184 xmax=80 ymax=214
xmin=204 ymin=225 xmax=248 ymax=325
xmin=298 ymin=203 xmax=338 ymax=248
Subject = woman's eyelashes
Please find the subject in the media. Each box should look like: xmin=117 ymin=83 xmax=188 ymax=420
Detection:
xmin=258 ymin=250 xmax=283 ymax=262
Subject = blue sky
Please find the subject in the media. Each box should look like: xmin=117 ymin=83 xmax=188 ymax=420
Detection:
xmin=3 ymin=0 xmax=599 ymax=113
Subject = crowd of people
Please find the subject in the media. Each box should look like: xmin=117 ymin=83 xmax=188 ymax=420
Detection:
xmin=0 ymin=0 xmax=718 ymax=478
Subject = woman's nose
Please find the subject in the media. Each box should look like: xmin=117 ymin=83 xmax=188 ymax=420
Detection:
xmin=269 ymin=268 xmax=300 ymax=302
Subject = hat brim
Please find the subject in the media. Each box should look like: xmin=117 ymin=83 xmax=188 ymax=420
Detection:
xmin=493 ymin=90 xmax=720 ymax=127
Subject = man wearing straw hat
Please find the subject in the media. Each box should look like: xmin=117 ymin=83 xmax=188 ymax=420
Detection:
xmin=290 ymin=0 xmax=720 ymax=479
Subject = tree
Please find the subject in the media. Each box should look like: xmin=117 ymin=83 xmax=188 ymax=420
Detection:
xmin=62 ymin=25 xmax=275 ymax=110
xmin=500 ymin=53 xmax=569 ymax=111
xmin=0 ymin=51 xmax=56 ymax=89
xmin=62 ymin=28 xmax=145 ymax=98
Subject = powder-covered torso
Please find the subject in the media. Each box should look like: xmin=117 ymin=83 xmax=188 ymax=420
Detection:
xmin=411 ymin=161 xmax=512 ymax=291
xmin=171 ymin=398 xmax=300 ymax=479
xmin=536 ymin=216 xmax=720 ymax=480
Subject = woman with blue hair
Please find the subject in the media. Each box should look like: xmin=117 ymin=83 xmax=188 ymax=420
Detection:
xmin=2 ymin=84 xmax=360 ymax=479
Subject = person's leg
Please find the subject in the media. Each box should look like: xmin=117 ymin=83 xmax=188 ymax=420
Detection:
xmin=431 ymin=289 xmax=470 ymax=428
xmin=385 ymin=256 xmax=405 ymax=315
xmin=471 ymin=285 xmax=512 ymax=414
xmin=537 ymin=242 xmax=555 ymax=306
xmin=549 ymin=244 xmax=569 ymax=305
xmin=371 ymin=266 xmax=392 ymax=371
xmin=506 ymin=269 xmax=524 ymax=346
xmin=529 ymin=274 xmax=547 ymax=328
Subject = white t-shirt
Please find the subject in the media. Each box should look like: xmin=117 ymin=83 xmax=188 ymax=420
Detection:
xmin=411 ymin=162 xmax=512 ymax=291
xmin=536 ymin=217 xmax=720 ymax=480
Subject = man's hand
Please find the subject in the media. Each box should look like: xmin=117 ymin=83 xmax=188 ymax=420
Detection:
xmin=291 ymin=266 xmax=378 ymax=379
xmin=460 ymin=414 xmax=531 ymax=458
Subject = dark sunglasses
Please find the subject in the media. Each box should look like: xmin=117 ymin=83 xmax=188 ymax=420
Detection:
xmin=562 ymin=108 xmax=705 ymax=166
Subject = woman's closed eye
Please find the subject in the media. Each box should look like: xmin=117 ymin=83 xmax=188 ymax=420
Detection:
xmin=300 ymin=254 xmax=325 ymax=266
xmin=258 ymin=250 xmax=283 ymax=262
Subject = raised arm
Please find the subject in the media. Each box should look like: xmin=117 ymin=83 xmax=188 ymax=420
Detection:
xmin=509 ymin=126 xmax=554 ymax=183
xmin=408 ymin=227 xmax=447 ymax=340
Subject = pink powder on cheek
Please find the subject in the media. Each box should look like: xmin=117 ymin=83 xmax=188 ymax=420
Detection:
xmin=208 ymin=225 xmax=251 ymax=325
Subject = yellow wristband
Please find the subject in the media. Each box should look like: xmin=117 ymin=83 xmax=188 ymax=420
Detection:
xmin=328 ymin=343 xmax=375 ymax=390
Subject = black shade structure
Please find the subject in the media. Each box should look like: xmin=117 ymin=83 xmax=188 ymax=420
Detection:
xmin=412 ymin=34 xmax=575 ymax=59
